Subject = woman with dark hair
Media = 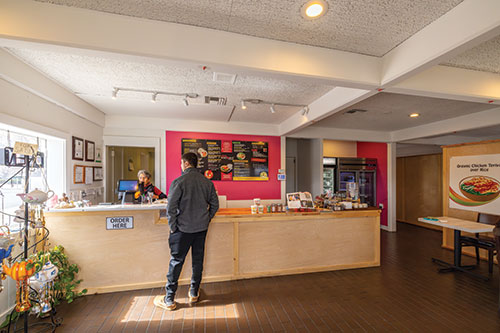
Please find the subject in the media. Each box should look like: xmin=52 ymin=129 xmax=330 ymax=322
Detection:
xmin=134 ymin=169 xmax=166 ymax=203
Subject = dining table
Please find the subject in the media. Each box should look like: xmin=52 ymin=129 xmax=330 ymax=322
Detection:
xmin=418 ymin=216 xmax=495 ymax=281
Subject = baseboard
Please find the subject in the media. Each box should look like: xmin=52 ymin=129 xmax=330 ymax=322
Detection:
xmin=0 ymin=305 xmax=16 ymax=323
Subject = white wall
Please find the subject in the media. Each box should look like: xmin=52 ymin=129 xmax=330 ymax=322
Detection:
xmin=0 ymin=79 xmax=104 ymax=200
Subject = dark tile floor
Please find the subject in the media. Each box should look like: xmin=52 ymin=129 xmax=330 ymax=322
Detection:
xmin=28 ymin=222 xmax=500 ymax=332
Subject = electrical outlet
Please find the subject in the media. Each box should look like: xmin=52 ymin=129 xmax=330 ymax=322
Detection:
xmin=378 ymin=203 xmax=384 ymax=209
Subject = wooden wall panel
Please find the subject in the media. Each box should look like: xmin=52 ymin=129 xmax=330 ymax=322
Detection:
xmin=397 ymin=154 xmax=443 ymax=230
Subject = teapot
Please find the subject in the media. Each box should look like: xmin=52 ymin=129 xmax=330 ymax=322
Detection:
xmin=17 ymin=188 xmax=54 ymax=205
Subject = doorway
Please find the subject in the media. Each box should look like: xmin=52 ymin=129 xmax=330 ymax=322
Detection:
xmin=106 ymin=146 xmax=155 ymax=202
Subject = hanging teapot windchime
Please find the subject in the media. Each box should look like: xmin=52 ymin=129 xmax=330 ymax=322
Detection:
xmin=3 ymin=260 xmax=36 ymax=312
xmin=30 ymin=260 xmax=58 ymax=315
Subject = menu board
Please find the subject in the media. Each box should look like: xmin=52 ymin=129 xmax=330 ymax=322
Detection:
xmin=181 ymin=139 xmax=221 ymax=180
xmin=181 ymin=138 xmax=269 ymax=181
xmin=232 ymin=141 xmax=269 ymax=181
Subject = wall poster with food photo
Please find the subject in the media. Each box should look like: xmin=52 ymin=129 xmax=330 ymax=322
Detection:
xmin=181 ymin=138 xmax=222 ymax=180
xmin=449 ymin=154 xmax=500 ymax=214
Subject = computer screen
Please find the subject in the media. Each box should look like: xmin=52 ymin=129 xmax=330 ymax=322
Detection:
xmin=117 ymin=180 xmax=138 ymax=192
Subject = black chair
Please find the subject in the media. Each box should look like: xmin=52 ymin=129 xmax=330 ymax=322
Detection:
xmin=493 ymin=221 xmax=500 ymax=317
xmin=460 ymin=213 xmax=499 ymax=274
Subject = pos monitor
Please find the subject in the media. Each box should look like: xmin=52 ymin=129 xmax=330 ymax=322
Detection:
xmin=117 ymin=180 xmax=138 ymax=204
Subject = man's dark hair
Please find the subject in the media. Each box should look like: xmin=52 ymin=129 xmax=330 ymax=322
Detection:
xmin=182 ymin=152 xmax=198 ymax=168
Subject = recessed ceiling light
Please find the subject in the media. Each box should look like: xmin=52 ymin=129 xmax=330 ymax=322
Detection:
xmin=301 ymin=0 xmax=328 ymax=19
xmin=409 ymin=113 xmax=420 ymax=118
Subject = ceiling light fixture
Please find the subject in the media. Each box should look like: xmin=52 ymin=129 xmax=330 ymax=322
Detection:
xmin=409 ymin=113 xmax=420 ymax=118
xmin=241 ymin=99 xmax=308 ymax=116
xmin=111 ymin=87 xmax=198 ymax=105
xmin=301 ymin=106 xmax=310 ymax=116
xmin=301 ymin=0 xmax=328 ymax=19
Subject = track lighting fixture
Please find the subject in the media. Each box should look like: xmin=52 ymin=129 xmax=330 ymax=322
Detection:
xmin=111 ymin=87 xmax=198 ymax=106
xmin=240 ymin=98 xmax=308 ymax=115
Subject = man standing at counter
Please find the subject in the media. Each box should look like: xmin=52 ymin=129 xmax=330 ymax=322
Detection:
xmin=154 ymin=152 xmax=219 ymax=311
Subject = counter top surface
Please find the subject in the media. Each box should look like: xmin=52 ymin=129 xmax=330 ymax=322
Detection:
xmin=46 ymin=203 xmax=167 ymax=213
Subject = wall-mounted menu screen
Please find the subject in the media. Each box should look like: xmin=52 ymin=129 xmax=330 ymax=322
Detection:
xmin=181 ymin=138 xmax=268 ymax=181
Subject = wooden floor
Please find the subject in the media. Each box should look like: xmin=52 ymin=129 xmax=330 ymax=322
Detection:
xmin=36 ymin=223 xmax=500 ymax=332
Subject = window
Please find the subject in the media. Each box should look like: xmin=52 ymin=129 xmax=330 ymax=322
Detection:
xmin=0 ymin=123 xmax=65 ymax=230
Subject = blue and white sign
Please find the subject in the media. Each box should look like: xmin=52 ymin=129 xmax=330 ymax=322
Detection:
xmin=106 ymin=216 xmax=134 ymax=230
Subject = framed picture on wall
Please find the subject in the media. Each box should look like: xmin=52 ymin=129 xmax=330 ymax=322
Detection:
xmin=95 ymin=147 xmax=102 ymax=163
xmin=93 ymin=166 xmax=103 ymax=181
xmin=85 ymin=140 xmax=95 ymax=161
xmin=85 ymin=166 xmax=93 ymax=184
xmin=72 ymin=136 xmax=84 ymax=160
xmin=74 ymin=165 xmax=85 ymax=184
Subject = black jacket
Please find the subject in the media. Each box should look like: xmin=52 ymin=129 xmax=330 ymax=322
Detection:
xmin=167 ymin=168 xmax=219 ymax=233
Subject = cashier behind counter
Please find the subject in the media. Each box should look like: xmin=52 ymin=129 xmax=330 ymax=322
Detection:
xmin=134 ymin=170 xmax=167 ymax=203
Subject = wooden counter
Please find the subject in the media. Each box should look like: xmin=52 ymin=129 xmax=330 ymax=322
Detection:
xmin=44 ymin=207 xmax=381 ymax=294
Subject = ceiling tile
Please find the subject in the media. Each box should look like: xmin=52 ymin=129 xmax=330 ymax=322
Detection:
xmin=312 ymin=92 xmax=496 ymax=131
xmin=442 ymin=35 xmax=500 ymax=74
xmin=7 ymin=47 xmax=332 ymax=123
xmin=35 ymin=0 xmax=464 ymax=57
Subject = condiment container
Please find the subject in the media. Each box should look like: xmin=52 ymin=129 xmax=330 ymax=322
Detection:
xmin=251 ymin=205 xmax=258 ymax=214
xmin=258 ymin=205 xmax=264 ymax=214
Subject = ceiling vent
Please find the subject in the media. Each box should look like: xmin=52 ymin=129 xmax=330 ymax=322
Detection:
xmin=346 ymin=109 xmax=367 ymax=114
xmin=213 ymin=72 xmax=237 ymax=85
xmin=204 ymin=96 xmax=227 ymax=106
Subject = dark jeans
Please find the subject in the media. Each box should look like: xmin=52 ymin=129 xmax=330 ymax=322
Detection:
xmin=166 ymin=229 xmax=207 ymax=298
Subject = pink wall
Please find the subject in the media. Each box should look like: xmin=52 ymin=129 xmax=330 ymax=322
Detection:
xmin=165 ymin=131 xmax=281 ymax=200
xmin=357 ymin=142 xmax=388 ymax=226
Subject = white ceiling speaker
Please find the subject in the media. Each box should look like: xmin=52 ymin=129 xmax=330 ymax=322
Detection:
xmin=183 ymin=97 xmax=189 ymax=107
xmin=112 ymin=88 xmax=118 ymax=99
xmin=151 ymin=93 xmax=158 ymax=103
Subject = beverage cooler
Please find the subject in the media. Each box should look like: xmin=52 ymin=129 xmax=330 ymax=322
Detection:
xmin=322 ymin=157 xmax=336 ymax=194
xmin=337 ymin=158 xmax=377 ymax=206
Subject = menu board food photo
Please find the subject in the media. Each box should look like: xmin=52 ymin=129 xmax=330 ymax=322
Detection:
xmin=181 ymin=138 xmax=269 ymax=181
xmin=449 ymin=154 xmax=500 ymax=215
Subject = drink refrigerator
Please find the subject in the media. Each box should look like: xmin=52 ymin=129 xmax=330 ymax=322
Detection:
xmin=322 ymin=157 xmax=336 ymax=194
xmin=337 ymin=158 xmax=377 ymax=206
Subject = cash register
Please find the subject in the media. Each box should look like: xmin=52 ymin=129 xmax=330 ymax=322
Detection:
xmin=117 ymin=180 xmax=138 ymax=205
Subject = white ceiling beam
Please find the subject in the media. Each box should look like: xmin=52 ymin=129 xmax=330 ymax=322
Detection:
xmin=0 ymin=48 xmax=105 ymax=127
xmin=279 ymin=87 xmax=375 ymax=136
xmin=391 ymin=107 xmax=500 ymax=142
xmin=381 ymin=0 xmax=500 ymax=87
xmin=0 ymin=0 xmax=380 ymax=89
xmin=287 ymin=126 xmax=391 ymax=143
xmin=105 ymin=115 xmax=280 ymax=136
xmin=401 ymin=136 xmax=489 ymax=146
xmin=387 ymin=65 xmax=500 ymax=104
